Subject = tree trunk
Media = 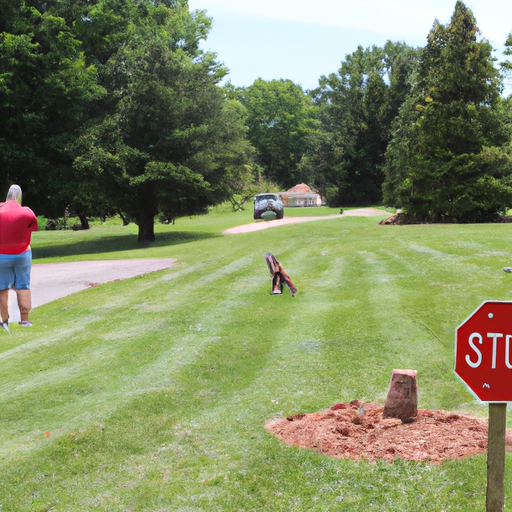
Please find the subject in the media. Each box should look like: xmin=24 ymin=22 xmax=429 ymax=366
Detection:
xmin=383 ymin=369 xmax=418 ymax=423
xmin=137 ymin=208 xmax=155 ymax=242
xmin=77 ymin=212 xmax=90 ymax=230
xmin=117 ymin=210 xmax=130 ymax=226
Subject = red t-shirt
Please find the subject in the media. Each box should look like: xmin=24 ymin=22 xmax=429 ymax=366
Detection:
xmin=0 ymin=201 xmax=38 ymax=254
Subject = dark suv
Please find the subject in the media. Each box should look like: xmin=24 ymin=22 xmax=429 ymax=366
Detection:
xmin=253 ymin=193 xmax=284 ymax=220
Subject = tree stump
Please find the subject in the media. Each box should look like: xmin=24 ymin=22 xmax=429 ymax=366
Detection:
xmin=383 ymin=369 xmax=418 ymax=423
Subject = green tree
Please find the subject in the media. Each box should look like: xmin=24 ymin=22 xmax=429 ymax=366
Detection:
xmin=384 ymin=2 xmax=512 ymax=221
xmin=308 ymin=42 xmax=418 ymax=206
xmin=1 ymin=1 xmax=253 ymax=237
xmin=239 ymin=78 xmax=320 ymax=189
xmin=0 ymin=2 xmax=102 ymax=212
xmin=72 ymin=1 xmax=252 ymax=241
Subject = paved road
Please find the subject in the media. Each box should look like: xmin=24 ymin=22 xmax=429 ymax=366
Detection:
xmin=7 ymin=259 xmax=175 ymax=322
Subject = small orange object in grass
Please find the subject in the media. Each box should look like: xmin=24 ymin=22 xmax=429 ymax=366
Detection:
xmin=45 ymin=431 xmax=50 ymax=437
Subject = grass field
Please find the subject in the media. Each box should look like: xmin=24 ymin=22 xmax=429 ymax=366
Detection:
xmin=1 ymin=206 xmax=512 ymax=510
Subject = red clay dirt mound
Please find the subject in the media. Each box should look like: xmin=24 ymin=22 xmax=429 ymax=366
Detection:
xmin=265 ymin=401 xmax=512 ymax=464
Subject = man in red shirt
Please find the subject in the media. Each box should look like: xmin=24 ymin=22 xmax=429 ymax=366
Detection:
xmin=0 ymin=185 xmax=38 ymax=331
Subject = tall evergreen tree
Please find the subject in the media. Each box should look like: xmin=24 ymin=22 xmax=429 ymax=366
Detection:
xmin=71 ymin=0 xmax=252 ymax=241
xmin=383 ymin=1 xmax=512 ymax=221
xmin=307 ymin=42 xmax=418 ymax=206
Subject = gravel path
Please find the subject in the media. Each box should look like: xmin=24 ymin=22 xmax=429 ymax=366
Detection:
xmin=222 ymin=208 xmax=388 ymax=234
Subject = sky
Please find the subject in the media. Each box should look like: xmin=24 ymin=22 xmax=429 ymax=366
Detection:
xmin=187 ymin=0 xmax=512 ymax=92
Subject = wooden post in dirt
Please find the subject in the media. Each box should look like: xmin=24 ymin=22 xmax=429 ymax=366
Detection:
xmin=454 ymin=302 xmax=512 ymax=511
xmin=486 ymin=403 xmax=507 ymax=512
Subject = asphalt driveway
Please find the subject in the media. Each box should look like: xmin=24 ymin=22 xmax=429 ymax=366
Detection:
xmin=7 ymin=259 xmax=175 ymax=323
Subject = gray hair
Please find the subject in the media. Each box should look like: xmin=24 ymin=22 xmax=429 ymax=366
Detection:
xmin=6 ymin=184 xmax=22 ymax=204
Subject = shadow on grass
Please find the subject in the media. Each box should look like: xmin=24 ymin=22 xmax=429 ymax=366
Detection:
xmin=33 ymin=231 xmax=221 ymax=259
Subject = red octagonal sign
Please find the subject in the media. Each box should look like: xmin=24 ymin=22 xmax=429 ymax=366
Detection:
xmin=455 ymin=301 xmax=512 ymax=402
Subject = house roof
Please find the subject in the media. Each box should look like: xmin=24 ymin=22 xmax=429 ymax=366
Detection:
xmin=286 ymin=183 xmax=314 ymax=193
xmin=281 ymin=183 xmax=321 ymax=198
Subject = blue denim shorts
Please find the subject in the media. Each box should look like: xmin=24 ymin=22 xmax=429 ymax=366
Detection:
xmin=0 ymin=249 xmax=32 ymax=290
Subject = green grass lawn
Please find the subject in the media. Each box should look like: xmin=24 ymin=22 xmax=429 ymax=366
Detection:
xmin=1 ymin=208 xmax=512 ymax=510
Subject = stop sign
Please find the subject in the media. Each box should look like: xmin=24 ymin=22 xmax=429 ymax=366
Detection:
xmin=455 ymin=301 xmax=512 ymax=402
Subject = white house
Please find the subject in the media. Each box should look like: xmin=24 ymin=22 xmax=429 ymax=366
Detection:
xmin=280 ymin=184 xmax=324 ymax=207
